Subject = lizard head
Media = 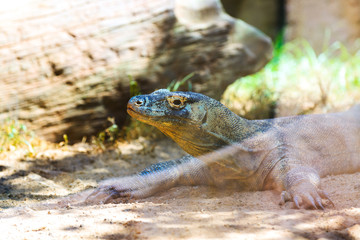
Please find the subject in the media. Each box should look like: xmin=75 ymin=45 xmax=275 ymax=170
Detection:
xmin=127 ymin=89 xmax=238 ymax=156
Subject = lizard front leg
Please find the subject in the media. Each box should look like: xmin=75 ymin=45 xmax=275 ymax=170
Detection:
xmin=274 ymin=165 xmax=334 ymax=209
xmin=85 ymin=155 xmax=211 ymax=204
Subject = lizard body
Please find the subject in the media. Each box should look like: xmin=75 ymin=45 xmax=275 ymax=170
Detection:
xmin=87 ymin=89 xmax=360 ymax=209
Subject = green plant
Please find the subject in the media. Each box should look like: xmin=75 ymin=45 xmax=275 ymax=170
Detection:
xmin=121 ymin=120 xmax=160 ymax=141
xmin=0 ymin=119 xmax=38 ymax=156
xmin=129 ymin=75 xmax=141 ymax=97
xmin=92 ymin=117 xmax=120 ymax=150
xmin=167 ymin=72 xmax=194 ymax=91
xmin=223 ymin=39 xmax=360 ymax=118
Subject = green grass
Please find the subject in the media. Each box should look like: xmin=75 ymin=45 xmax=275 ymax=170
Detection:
xmin=0 ymin=119 xmax=40 ymax=156
xmin=223 ymin=39 xmax=360 ymax=118
xmin=167 ymin=72 xmax=194 ymax=92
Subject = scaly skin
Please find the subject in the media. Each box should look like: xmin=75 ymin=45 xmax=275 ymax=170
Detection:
xmin=86 ymin=89 xmax=360 ymax=209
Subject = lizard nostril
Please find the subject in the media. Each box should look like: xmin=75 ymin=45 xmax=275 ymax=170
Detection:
xmin=134 ymin=99 xmax=145 ymax=106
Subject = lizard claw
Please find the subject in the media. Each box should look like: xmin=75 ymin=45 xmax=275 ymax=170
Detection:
xmin=315 ymin=196 xmax=325 ymax=210
xmin=85 ymin=185 xmax=134 ymax=204
xmin=84 ymin=171 xmax=176 ymax=204
xmin=280 ymin=184 xmax=334 ymax=210
xmin=102 ymin=188 xmax=132 ymax=204
xmin=305 ymin=193 xmax=318 ymax=209
xmin=319 ymin=190 xmax=335 ymax=207
xmin=293 ymin=195 xmax=302 ymax=209
xmin=84 ymin=176 xmax=142 ymax=204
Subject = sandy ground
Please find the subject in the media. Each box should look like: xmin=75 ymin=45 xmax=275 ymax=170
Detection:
xmin=1 ymin=138 xmax=360 ymax=240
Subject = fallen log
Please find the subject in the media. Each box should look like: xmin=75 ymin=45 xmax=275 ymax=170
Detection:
xmin=0 ymin=0 xmax=272 ymax=141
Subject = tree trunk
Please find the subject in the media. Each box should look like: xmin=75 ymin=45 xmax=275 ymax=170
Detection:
xmin=0 ymin=0 xmax=272 ymax=142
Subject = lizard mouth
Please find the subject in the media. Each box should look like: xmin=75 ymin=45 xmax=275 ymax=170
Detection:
xmin=127 ymin=105 xmax=157 ymax=124
xmin=127 ymin=102 xmax=142 ymax=114
xmin=127 ymin=105 xmax=141 ymax=118
xmin=126 ymin=104 xmax=135 ymax=112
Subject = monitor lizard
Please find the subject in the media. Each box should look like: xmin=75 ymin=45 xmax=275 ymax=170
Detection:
xmin=86 ymin=89 xmax=360 ymax=209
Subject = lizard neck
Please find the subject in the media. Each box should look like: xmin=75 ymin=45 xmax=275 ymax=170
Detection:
xmin=158 ymin=104 xmax=270 ymax=157
xmin=208 ymin=106 xmax=268 ymax=143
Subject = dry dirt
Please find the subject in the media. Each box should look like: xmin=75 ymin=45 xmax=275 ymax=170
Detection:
xmin=0 ymin=138 xmax=360 ymax=240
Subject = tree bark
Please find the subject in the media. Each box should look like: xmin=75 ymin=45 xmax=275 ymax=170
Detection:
xmin=0 ymin=0 xmax=272 ymax=142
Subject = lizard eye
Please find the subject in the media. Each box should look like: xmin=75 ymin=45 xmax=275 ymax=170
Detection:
xmin=167 ymin=96 xmax=186 ymax=109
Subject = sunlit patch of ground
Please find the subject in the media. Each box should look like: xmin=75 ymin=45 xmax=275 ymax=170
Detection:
xmin=0 ymin=139 xmax=360 ymax=239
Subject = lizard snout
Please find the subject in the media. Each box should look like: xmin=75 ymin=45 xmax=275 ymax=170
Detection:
xmin=128 ymin=96 xmax=146 ymax=107
xmin=127 ymin=96 xmax=149 ymax=115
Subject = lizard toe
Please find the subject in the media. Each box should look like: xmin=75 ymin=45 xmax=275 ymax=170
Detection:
xmin=293 ymin=195 xmax=302 ymax=209
xmin=303 ymin=193 xmax=318 ymax=209
xmin=315 ymin=196 xmax=325 ymax=210
xmin=318 ymin=190 xmax=335 ymax=207
xmin=85 ymin=185 xmax=132 ymax=204
xmin=103 ymin=188 xmax=131 ymax=204
xmin=281 ymin=181 xmax=333 ymax=210
xmin=280 ymin=191 xmax=290 ymax=205
xmin=85 ymin=188 xmax=109 ymax=204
